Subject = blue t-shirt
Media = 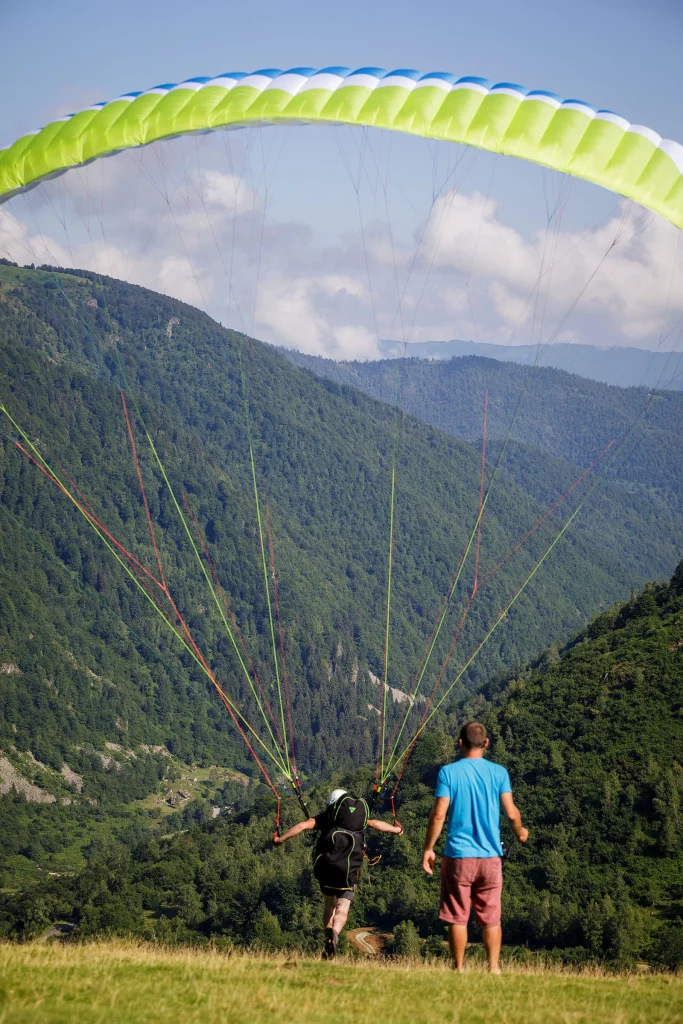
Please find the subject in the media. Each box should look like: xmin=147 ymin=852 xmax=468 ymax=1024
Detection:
xmin=435 ymin=758 xmax=512 ymax=859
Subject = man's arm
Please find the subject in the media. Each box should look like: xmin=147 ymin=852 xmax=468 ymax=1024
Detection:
xmin=500 ymin=792 xmax=529 ymax=843
xmin=367 ymin=818 xmax=403 ymax=835
xmin=273 ymin=817 xmax=317 ymax=845
xmin=422 ymin=796 xmax=450 ymax=875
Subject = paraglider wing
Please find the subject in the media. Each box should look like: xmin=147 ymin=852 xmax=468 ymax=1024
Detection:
xmin=1 ymin=67 xmax=682 ymax=228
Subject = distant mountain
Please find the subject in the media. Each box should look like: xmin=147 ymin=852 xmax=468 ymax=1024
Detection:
xmin=4 ymin=564 xmax=682 ymax=967
xmin=1 ymin=263 xmax=681 ymax=795
xmin=280 ymin=350 xmax=683 ymax=517
xmin=373 ymin=339 xmax=683 ymax=391
xmin=2 ymin=262 xmax=683 ymax=914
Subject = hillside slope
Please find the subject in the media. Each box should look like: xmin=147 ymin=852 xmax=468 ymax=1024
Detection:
xmin=2 ymin=945 xmax=682 ymax=1024
xmin=1 ymin=264 xmax=682 ymax=792
xmin=2 ymin=566 xmax=681 ymax=969
xmin=482 ymin=563 xmax=683 ymax=958
xmin=282 ymin=350 xmax=683 ymax=516
xmin=379 ymin=337 xmax=683 ymax=391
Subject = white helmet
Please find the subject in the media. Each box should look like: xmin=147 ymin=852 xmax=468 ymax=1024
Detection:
xmin=328 ymin=788 xmax=347 ymax=806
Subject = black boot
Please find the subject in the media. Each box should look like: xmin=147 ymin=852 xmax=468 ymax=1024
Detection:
xmin=323 ymin=927 xmax=337 ymax=959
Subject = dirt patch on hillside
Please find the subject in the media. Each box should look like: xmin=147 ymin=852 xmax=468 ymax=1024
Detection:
xmin=347 ymin=927 xmax=392 ymax=956
xmin=0 ymin=757 xmax=56 ymax=803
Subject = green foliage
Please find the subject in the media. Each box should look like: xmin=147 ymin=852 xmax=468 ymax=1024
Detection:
xmin=251 ymin=905 xmax=284 ymax=950
xmin=1 ymin=260 xmax=673 ymax=799
xmin=3 ymin=569 xmax=681 ymax=968
xmin=1 ymin=265 xmax=682 ymax=970
xmin=284 ymin=350 xmax=683 ymax=518
xmin=650 ymin=921 xmax=683 ymax=971
xmin=391 ymin=919 xmax=421 ymax=958
xmin=481 ymin=561 xmax=683 ymax=966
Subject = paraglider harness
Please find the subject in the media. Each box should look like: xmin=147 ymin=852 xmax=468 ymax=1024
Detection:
xmin=274 ymin=781 xmax=402 ymax=886
xmin=364 ymin=781 xmax=402 ymax=868
xmin=312 ymin=793 xmax=373 ymax=893
xmin=273 ymin=776 xmax=310 ymax=841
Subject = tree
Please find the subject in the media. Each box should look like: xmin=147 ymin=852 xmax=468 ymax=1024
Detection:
xmin=251 ymin=904 xmax=283 ymax=950
xmin=392 ymin=920 xmax=421 ymax=959
xmin=651 ymin=921 xmax=683 ymax=971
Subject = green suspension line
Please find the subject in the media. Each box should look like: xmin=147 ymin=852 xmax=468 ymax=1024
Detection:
xmin=238 ymin=338 xmax=292 ymax=778
xmin=383 ymin=497 xmax=588 ymax=782
xmin=0 ymin=403 xmax=289 ymax=778
xmin=140 ymin=420 xmax=290 ymax=775
xmin=107 ymin=304 xmax=291 ymax=774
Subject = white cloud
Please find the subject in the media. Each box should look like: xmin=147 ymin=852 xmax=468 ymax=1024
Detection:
xmin=0 ymin=208 xmax=69 ymax=268
xmin=423 ymin=191 xmax=683 ymax=342
xmin=443 ymin=288 xmax=469 ymax=314
xmin=255 ymin=274 xmax=326 ymax=354
xmin=0 ymin=202 xmax=210 ymax=310
xmin=199 ymin=170 xmax=253 ymax=214
xmin=157 ymin=256 xmax=211 ymax=308
xmin=2 ymin=140 xmax=681 ymax=361
xmin=488 ymin=282 xmax=531 ymax=329
xmin=332 ymin=325 xmax=379 ymax=359
xmin=254 ymin=273 xmax=379 ymax=359
xmin=318 ymin=275 xmax=367 ymax=300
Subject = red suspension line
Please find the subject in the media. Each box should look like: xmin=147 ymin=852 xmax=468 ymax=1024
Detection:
xmin=264 ymin=499 xmax=298 ymax=777
xmin=18 ymin=444 xmax=164 ymax=592
xmin=390 ymin=438 xmax=615 ymax=793
xmin=57 ymin=461 xmax=100 ymax=523
xmin=243 ymin=334 xmax=293 ymax=769
xmin=182 ymin=489 xmax=286 ymax=751
xmin=121 ymin=392 xmax=169 ymax=592
xmin=51 ymin=454 xmax=191 ymax=633
xmin=119 ymin=395 xmax=285 ymax=797
xmin=15 ymin=441 xmax=284 ymax=814
xmin=473 ymin=390 xmax=488 ymax=595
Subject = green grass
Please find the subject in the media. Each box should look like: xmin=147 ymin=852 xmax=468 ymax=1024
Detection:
xmin=133 ymin=763 xmax=249 ymax=819
xmin=0 ymin=943 xmax=681 ymax=1024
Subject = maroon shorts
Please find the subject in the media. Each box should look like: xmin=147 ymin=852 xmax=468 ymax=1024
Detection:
xmin=439 ymin=856 xmax=503 ymax=928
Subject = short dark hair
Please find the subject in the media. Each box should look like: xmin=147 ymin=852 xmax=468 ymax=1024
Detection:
xmin=459 ymin=721 xmax=487 ymax=749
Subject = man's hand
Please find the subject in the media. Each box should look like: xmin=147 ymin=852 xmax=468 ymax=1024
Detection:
xmin=422 ymin=797 xmax=449 ymax=876
xmin=367 ymin=818 xmax=403 ymax=835
xmin=501 ymin=792 xmax=527 ymax=845
xmin=422 ymin=848 xmax=436 ymax=876
xmin=272 ymin=817 xmax=316 ymax=846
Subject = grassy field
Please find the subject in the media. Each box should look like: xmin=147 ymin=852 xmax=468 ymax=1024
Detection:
xmin=0 ymin=943 xmax=681 ymax=1024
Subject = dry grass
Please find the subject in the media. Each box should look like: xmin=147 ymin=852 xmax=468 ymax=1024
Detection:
xmin=0 ymin=941 xmax=681 ymax=1024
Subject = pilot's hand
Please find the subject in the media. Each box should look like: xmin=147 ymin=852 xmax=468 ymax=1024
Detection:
xmin=422 ymin=849 xmax=436 ymax=876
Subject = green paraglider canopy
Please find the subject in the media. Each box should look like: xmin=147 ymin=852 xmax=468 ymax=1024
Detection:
xmin=1 ymin=64 xmax=682 ymax=827
xmin=1 ymin=67 xmax=682 ymax=227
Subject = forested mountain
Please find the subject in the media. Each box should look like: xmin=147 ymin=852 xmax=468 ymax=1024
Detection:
xmin=2 ymin=566 xmax=682 ymax=969
xmin=0 ymin=262 xmax=681 ymax=823
xmin=282 ymin=350 xmax=683 ymax=516
xmin=374 ymin=338 xmax=683 ymax=391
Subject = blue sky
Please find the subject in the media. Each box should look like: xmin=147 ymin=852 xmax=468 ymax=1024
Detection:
xmin=1 ymin=0 xmax=681 ymax=356
xmin=2 ymin=0 xmax=682 ymax=140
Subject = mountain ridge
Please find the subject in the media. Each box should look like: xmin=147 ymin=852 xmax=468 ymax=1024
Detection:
xmin=0 ymin=262 xmax=681 ymax=793
xmin=280 ymin=348 xmax=683 ymax=516
xmin=374 ymin=337 xmax=683 ymax=391
xmin=2 ymin=563 xmax=681 ymax=968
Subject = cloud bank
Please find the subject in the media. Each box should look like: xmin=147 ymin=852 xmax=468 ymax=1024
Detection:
xmin=1 ymin=140 xmax=681 ymax=361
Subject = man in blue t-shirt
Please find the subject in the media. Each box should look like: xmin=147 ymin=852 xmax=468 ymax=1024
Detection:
xmin=422 ymin=721 xmax=528 ymax=973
